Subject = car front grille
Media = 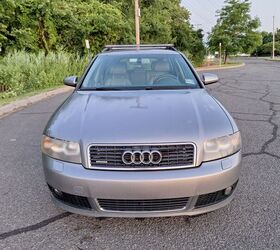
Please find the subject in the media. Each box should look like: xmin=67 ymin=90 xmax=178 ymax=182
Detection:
xmin=97 ymin=197 xmax=189 ymax=212
xmin=88 ymin=144 xmax=195 ymax=170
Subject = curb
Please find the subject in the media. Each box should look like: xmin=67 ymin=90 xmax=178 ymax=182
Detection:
xmin=0 ymin=86 xmax=72 ymax=119
xmin=196 ymin=63 xmax=245 ymax=72
xmin=265 ymin=59 xmax=280 ymax=62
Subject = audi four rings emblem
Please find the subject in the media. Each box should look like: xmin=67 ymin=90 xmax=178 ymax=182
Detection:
xmin=122 ymin=150 xmax=162 ymax=165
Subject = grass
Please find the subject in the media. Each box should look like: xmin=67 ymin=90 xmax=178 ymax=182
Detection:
xmin=0 ymin=50 xmax=90 ymax=101
xmin=196 ymin=61 xmax=243 ymax=70
xmin=200 ymin=57 xmax=242 ymax=67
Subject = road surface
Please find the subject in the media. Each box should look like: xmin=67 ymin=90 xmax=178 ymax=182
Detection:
xmin=1 ymin=58 xmax=280 ymax=249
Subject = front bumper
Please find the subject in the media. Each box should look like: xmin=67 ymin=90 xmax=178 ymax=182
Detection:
xmin=43 ymin=151 xmax=242 ymax=217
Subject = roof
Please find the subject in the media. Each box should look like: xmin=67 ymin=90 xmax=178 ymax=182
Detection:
xmin=101 ymin=49 xmax=179 ymax=56
xmin=101 ymin=44 xmax=179 ymax=55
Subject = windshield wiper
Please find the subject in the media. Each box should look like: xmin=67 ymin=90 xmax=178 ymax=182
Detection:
xmin=144 ymin=86 xmax=190 ymax=90
xmin=80 ymin=86 xmax=192 ymax=91
xmin=80 ymin=87 xmax=125 ymax=91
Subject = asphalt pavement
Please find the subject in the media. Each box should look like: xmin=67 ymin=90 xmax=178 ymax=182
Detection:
xmin=0 ymin=58 xmax=280 ymax=249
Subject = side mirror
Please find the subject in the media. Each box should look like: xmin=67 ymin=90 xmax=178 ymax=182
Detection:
xmin=202 ymin=73 xmax=219 ymax=85
xmin=64 ymin=76 xmax=78 ymax=87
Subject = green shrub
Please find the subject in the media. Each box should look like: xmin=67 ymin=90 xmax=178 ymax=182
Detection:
xmin=0 ymin=51 xmax=91 ymax=99
xmin=181 ymin=50 xmax=204 ymax=67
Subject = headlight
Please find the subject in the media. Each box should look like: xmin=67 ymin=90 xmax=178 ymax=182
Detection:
xmin=41 ymin=135 xmax=81 ymax=164
xmin=203 ymin=131 xmax=241 ymax=162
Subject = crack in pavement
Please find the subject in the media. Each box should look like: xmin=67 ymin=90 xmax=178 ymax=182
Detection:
xmin=207 ymin=62 xmax=280 ymax=161
xmin=208 ymin=76 xmax=267 ymax=96
xmin=216 ymin=91 xmax=264 ymax=102
xmin=0 ymin=212 xmax=71 ymax=241
xmin=243 ymin=152 xmax=280 ymax=160
xmin=233 ymin=117 xmax=268 ymax=122
xmin=230 ymin=111 xmax=271 ymax=117
xmin=258 ymin=87 xmax=279 ymax=155
xmin=218 ymin=84 xmax=266 ymax=95
xmin=213 ymin=80 xmax=280 ymax=161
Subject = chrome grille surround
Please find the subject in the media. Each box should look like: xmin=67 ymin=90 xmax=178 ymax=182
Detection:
xmin=87 ymin=143 xmax=196 ymax=170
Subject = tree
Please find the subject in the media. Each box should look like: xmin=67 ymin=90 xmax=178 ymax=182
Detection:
xmin=27 ymin=0 xmax=58 ymax=56
xmin=0 ymin=0 xmax=38 ymax=54
xmin=208 ymin=0 xmax=261 ymax=63
xmin=0 ymin=0 xmax=205 ymax=64
xmin=51 ymin=0 xmax=135 ymax=55
xmin=140 ymin=0 xmax=205 ymax=65
xmin=253 ymin=29 xmax=280 ymax=56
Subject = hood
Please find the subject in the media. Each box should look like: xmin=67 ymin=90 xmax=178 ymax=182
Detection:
xmin=45 ymin=89 xmax=233 ymax=145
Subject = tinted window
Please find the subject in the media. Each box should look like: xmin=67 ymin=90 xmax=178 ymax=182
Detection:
xmin=81 ymin=53 xmax=200 ymax=90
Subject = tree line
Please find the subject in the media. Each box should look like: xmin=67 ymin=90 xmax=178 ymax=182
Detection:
xmin=0 ymin=0 xmax=275 ymax=66
xmin=253 ymin=30 xmax=280 ymax=56
xmin=0 ymin=0 xmax=205 ymax=65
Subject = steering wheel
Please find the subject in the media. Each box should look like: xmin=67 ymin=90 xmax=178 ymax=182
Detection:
xmin=153 ymin=74 xmax=179 ymax=84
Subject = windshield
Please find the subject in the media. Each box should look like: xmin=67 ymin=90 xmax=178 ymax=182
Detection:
xmin=81 ymin=53 xmax=201 ymax=90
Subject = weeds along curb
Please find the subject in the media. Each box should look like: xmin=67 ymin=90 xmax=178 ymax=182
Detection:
xmin=196 ymin=63 xmax=245 ymax=72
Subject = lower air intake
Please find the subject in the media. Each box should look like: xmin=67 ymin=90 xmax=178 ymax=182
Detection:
xmin=48 ymin=184 xmax=91 ymax=209
xmin=195 ymin=181 xmax=238 ymax=208
xmin=97 ymin=197 xmax=189 ymax=212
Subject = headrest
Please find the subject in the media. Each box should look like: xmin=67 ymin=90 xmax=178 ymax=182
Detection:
xmin=110 ymin=63 xmax=127 ymax=74
xmin=153 ymin=61 xmax=170 ymax=72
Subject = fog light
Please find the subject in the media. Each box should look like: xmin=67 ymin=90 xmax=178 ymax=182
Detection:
xmin=54 ymin=188 xmax=63 ymax=196
xmin=224 ymin=186 xmax=233 ymax=196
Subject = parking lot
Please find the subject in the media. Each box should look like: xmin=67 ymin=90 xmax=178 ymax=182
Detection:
xmin=1 ymin=58 xmax=280 ymax=249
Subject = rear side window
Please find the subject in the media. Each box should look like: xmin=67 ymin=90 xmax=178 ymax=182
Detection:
xmin=81 ymin=53 xmax=200 ymax=90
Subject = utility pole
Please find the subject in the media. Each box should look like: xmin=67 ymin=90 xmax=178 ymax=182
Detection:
xmin=219 ymin=42 xmax=222 ymax=67
xmin=272 ymin=16 xmax=275 ymax=59
xmin=135 ymin=0 xmax=140 ymax=46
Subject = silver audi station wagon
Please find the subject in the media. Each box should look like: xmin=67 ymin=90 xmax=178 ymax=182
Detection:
xmin=42 ymin=45 xmax=242 ymax=217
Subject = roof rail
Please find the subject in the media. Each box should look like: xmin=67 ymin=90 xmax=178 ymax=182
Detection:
xmin=102 ymin=44 xmax=176 ymax=52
